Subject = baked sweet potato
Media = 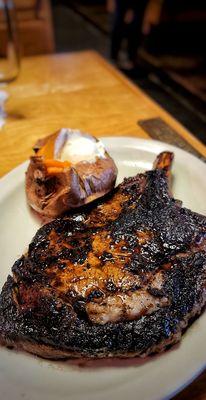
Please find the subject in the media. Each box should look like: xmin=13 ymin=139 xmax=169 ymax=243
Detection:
xmin=25 ymin=129 xmax=118 ymax=218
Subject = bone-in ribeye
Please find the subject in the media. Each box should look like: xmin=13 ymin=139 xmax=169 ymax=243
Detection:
xmin=0 ymin=152 xmax=205 ymax=358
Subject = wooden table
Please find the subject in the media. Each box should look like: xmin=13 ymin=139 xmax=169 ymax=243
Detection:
xmin=0 ymin=50 xmax=205 ymax=177
xmin=0 ymin=51 xmax=205 ymax=399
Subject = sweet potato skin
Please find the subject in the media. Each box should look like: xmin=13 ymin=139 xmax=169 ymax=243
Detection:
xmin=25 ymin=152 xmax=117 ymax=218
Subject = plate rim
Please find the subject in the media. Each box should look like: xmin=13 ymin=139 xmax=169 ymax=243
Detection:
xmin=0 ymin=137 xmax=205 ymax=186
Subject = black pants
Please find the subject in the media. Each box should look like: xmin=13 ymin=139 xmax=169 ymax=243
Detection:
xmin=111 ymin=0 xmax=148 ymax=62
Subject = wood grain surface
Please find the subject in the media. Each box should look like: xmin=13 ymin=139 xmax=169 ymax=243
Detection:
xmin=0 ymin=50 xmax=205 ymax=399
xmin=0 ymin=50 xmax=205 ymax=177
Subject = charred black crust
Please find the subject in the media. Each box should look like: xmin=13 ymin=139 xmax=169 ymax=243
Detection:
xmin=0 ymin=169 xmax=206 ymax=356
xmin=0 ymin=251 xmax=205 ymax=355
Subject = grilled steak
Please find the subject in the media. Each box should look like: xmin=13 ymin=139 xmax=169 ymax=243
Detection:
xmin=0 ymin=152 xmax=206 ymax=359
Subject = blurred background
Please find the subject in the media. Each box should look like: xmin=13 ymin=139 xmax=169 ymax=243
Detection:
xmin=4 ymin=0 xmax=206 ymax=143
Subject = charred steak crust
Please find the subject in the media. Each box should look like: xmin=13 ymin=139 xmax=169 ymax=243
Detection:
xmin=0 ymin=157 xmax=206 ymax=358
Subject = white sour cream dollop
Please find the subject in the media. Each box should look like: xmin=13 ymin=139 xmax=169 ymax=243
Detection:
xmin=54 ymin=128 xmax=106 ymax=164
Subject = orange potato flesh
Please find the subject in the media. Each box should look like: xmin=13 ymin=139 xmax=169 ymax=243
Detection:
xmin=44 ymin=159 xmax=71 ymax=168
xmin=36 ymin=134 xmax=71 ymax=174
xmin=47 ymin=167 xmax=64 ymax=175
xmin=37 ymin=134 xmax=57 ymax=159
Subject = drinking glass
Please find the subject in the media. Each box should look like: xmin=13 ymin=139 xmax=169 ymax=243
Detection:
xmin=0 ymin=0 xmax=20 ymax=82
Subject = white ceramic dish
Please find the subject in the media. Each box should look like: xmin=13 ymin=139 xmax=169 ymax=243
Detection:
xmin=0 ymin=137 xmax=205 ymax=400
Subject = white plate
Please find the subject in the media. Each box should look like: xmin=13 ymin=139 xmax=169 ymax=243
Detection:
xmin=0 ymin=137 xmax=205 ymax=400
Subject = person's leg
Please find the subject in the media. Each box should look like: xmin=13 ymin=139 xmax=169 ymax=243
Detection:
xmin=127 ymin=0 xmax=148 ymax=64
xmin=110 ymin=0 xmax=127 ymax=61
